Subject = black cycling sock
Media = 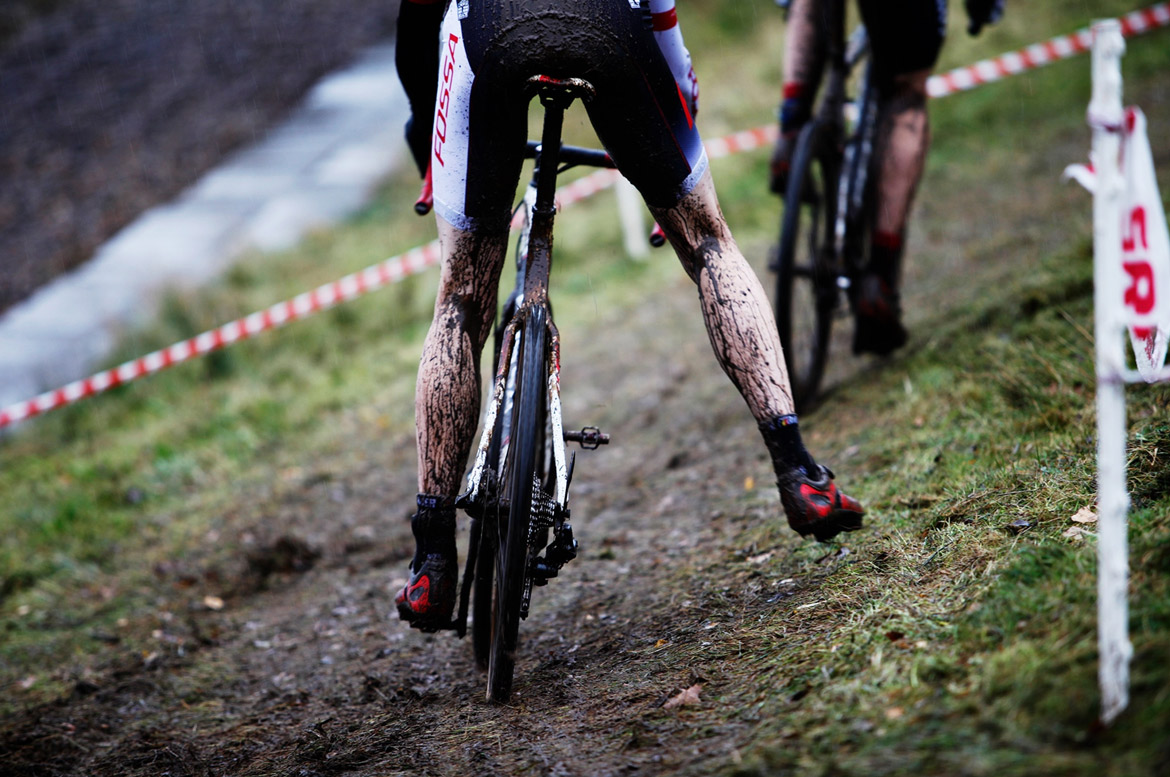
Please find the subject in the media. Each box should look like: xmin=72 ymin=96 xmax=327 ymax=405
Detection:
xmin=780 ymin=96 xmax=811 ymax=134
xmin=759 ymin=415 xmax=818 ymax=478
xmin=411 ymin=493 xmax=457 ymax=570
xmin=869 ymin=231 xmax=904 ymax=287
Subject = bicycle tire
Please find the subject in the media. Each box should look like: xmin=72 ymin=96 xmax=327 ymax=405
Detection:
xmin=776 ymin=119 xmax=835 ymax=412
xmin=471 ymin=509 xmax=496 ymax=670
xmin=471 ymin=312 xmax=511 ymax=671
xmin=487 ymin=306 xmax=547 ymax=703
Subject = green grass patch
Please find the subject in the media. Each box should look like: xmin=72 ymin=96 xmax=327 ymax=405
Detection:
xmin=724 ymin=242 xmax=1170 ymax=775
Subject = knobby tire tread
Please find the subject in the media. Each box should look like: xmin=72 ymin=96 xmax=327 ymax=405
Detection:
xmin=487 ymin=307 xmax=547 ymax=703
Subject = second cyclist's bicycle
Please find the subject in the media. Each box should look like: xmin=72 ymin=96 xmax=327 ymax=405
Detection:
xmin=772 ymin=13 xmax=881 ymax=411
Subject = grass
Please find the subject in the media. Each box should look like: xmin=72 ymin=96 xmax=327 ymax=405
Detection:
xmin=3 ymin=0 xmax=1170 ymax=773
xmin=718 ymin=236 xmax=1170 ymax=775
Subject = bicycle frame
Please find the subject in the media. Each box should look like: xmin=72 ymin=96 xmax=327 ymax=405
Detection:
xmin=833 ymin=27 xmax=878 ymax=277
xmin=465 ymin=79 xmax=593 ymax=519
xmin=457 ymin=76 xmax=612 ymax=636
xmin=807 ymin=6 xmax=878 ymax=291
xmin=770 ymin=4 xmax=882 ymax=410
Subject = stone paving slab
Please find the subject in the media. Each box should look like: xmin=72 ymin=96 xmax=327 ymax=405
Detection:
xmin=0 ymin=42 xmax=410 ymax=411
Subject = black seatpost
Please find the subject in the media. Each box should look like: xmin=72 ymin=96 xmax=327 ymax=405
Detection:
xmin=522 ymin=76 xmax=594 ymax=305
xmin=533 ymin=90 xmax=570 ymax=216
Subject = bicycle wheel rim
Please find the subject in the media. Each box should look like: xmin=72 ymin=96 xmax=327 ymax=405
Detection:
xmin=487 ymin=306 xmax=547 ymax=703
xmin=776 ymin=121 xmax=834 ymax=412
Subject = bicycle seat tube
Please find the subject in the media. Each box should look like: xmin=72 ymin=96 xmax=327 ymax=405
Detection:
xmin=522 ymin=76 xmax=596 ymax=307
xmin=811 ymin=0 xmax=849 ymax=128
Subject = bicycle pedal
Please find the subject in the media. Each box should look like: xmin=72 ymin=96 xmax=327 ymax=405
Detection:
xmin=564 ymin=426 xmax=610 ymax=449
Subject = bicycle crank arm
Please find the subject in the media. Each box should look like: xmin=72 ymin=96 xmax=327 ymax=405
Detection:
xmin=564 ymin=426 xmax=609 ymax=449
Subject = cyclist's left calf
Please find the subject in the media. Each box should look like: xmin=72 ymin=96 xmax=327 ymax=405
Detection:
xmin=869 ymin=229 xmax=904 ymax=287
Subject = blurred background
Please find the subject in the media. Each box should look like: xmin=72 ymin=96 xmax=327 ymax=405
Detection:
xmin=0 ymin=0 xmax=398 ymax=315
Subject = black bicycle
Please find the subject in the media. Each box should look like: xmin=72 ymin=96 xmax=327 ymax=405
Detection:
xmin=772 ymin=11 xmax=880 ymax=411
xmin=418 ymin=76 xmax=615 ymax=703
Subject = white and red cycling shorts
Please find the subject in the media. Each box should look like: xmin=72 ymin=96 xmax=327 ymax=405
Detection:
xmin=429 ymin=0 xmax=708 ymax=232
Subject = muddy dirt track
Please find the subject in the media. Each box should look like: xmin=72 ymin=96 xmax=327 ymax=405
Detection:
xmin=3 ymin=3 xmax=1170 ymax=775
xmin=0 ymin=0 xmax=397 ymax=313
xmin=0 ymin=148 xmax=1119 ymax=776
xmin=1 ymin=284 xmax=865 ymax=776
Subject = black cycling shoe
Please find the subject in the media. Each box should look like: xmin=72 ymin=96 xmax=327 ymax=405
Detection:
xmin=777 ymin=465 xmax=865 ymax=542
xmin=395 ymin=552 xmax=457 ymax=633
xmin=853 ymin=274 xmax=908 ymax=356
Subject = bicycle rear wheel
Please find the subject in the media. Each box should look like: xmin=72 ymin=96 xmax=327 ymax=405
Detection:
xmin=775 ymin=120 xmax=836 ymax=412
xmin=471 ymin=310 xmax=512 ymax=671
xmin=471 ymin=503 xmax=496 ymax=670
xmin=487 ymin=306 xmax=547 ymax=703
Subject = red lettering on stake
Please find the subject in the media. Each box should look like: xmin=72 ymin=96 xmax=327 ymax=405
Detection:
xmin=1122 ymin=206 xmax=1148 ymax=253
xmin=1124 ymin=259 xmax=1156 ymax=316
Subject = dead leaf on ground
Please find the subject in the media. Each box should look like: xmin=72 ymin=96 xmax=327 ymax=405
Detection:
xmin=663 ymin=684 xmax=702 ymax=709
xmin=1062 ymin=526 xmax=1086 ymax=541
xmin=1070 ymin=507 xmax=1097 ymax=524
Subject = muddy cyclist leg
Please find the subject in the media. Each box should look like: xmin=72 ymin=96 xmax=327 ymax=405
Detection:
xmin=649 ymin=171 xmax=863 ymax=540
xmin=870 ymin=68 xmax=931 ymax=287
xmin=651 ymin=171 xmax=795 ymax=423
xmin=415 ymin=219 xmax=507 ymax=498
xmin=852 ymin=68 xmax=929 ymax=356
xmin=397 ymin=218 xmax=507 ymax=629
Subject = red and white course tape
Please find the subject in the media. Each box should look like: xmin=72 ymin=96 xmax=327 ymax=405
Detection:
xmin=928 ymin=2 xmax=1170 ymax=97
xmin=0 ymin=243 xmax=441 ymax=428
xmin=3 ymin=4 xmax=1168 ymax=430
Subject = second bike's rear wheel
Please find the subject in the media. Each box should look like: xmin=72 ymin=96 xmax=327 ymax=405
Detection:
xmin=776 ymin=120 xmax=835 ymax=412
xmin=486 ymin=306 xmax=547 ymax=703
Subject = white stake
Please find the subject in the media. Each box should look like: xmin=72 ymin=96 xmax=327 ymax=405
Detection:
xmin=1089 ymin=18 xmax=1132 ymax=726
xmin=615 ymin=176 xmax=650 ymax=260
